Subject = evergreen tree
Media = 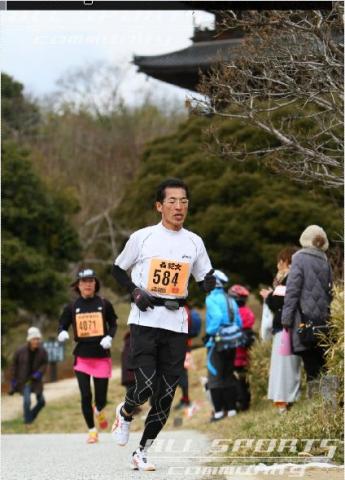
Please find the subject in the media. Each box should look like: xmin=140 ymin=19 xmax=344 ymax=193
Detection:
xmin=2 ymin=141 xmax=81 ymax=333
xmin=114 ymin=116 xmax=342 ymax=292
xmin=1 ymin=73 xmax=40 ymax=140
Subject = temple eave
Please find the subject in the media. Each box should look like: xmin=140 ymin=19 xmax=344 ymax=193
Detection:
xmin=133 ymin=38 xmax=241 ymax=91
xmin=137 ymin=68 xmax=204 ymax=91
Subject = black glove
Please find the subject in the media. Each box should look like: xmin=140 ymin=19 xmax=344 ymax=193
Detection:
xmin=133 ymin=288 xmax=154 ymax=312
xmin=203 ymin=269 xmax=216 ymax=292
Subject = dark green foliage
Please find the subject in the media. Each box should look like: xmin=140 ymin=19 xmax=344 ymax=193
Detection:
xmin=114 ymin=115 xmax=343 ymax=293
xmin=1 ymin=73 xmax=40 ymax=139
xmin=2 ymin=142 xmax=81 ymax=331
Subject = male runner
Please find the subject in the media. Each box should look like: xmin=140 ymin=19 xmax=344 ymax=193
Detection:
xmin=111 ymin=178 xmax=216 ymax=471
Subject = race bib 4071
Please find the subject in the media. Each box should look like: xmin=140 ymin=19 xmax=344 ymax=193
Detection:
xmin=147 ymin=259 xmax=189 ymax=297
xmin=75 ymin=312 xmax=104 ymax=337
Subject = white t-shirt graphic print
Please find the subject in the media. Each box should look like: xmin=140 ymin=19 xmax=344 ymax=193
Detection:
xmin=114 ymin=222 xmax=212 ymax=333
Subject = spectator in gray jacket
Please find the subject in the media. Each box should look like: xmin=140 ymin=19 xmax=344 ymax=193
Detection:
xmin=281 ymin=225 xmax=332 ymax=388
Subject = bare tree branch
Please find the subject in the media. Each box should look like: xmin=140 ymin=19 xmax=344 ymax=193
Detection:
xmin=190 ymin=5 xmax=344 ymax=189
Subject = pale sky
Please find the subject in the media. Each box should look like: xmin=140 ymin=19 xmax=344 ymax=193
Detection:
xmin=1 ymin=10 xmax=214 ymax=105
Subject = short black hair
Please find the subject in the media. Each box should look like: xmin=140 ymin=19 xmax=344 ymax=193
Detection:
xmin=155 ymin=178 xmax=189 ymax=203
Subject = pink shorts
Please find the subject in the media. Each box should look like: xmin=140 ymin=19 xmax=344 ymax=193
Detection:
xmin=74 ymin=357 xmax=112 ymax=378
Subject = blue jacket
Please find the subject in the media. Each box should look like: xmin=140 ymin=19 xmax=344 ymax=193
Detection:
xmin=205 ymin=288 xmax=242 ymax=345
xmin=205 ymin=287 xmax=243 ymax=376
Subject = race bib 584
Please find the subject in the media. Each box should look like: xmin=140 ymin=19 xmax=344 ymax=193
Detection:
xmin=75 ymin=312 xmax=104 ymax=337
xmin=147 ymin=259 xmax=189 ymax=297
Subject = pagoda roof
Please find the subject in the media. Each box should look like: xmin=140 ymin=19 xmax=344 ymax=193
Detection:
xmin=133 ymin=37 xmax=242 ymax=92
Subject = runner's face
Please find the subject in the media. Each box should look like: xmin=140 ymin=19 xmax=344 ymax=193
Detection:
xmin=79 ymin=278 xmax=96 ymax=298
xmin=156 ymin=187 xmax=189 ymax=231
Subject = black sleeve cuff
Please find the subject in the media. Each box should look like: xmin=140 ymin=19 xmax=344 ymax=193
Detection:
xmin=112 ymin=264 xmax=137 ymax=294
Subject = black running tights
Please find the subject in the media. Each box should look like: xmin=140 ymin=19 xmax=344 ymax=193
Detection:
xmin=123 ymin=366 xmax=180 ymax=449
xmin=75 ymin=370 xmax=109 ymax=429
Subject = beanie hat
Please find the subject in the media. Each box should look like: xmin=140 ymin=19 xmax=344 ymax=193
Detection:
xmin=214 ymin=269 xmax=229 ymax=288
xmin=27 ymin=326 xmax=42 ymax=341
xmin=299 ymin=225 xmax=329 ymax=251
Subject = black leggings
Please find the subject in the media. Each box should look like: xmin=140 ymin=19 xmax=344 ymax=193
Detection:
xmin=210 ymin=386 xmax=237 ymax=412
xmin=178 ymin=369 xmax=189 ymax=401
xmin=299 ymin=346 xmax=326 ymax=382
xmin=234 ymin=367 xmax=251 ymax=410
xmin=75 ymin=371 xmax=109 ymax=429
xmin=123 ymin=367 xmax=180 ymax=449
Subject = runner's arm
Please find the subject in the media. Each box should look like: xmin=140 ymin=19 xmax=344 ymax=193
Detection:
xmin=112 ymin=264 xmax=137 ymax=294
xmin=112 ymin=231 xmax=140 ymax=294
xmin=58 ymin=304 xmax=73 ymax=333
xmin=191 ymin=237 xmax=214 ymax=291
xmin=112 ymin=265 xmax=154 ymax=312
xmin=104 ymin=299 xmax=118 ymax=337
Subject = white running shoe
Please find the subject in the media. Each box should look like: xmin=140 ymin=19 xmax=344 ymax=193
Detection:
xmin=131 ymin=448 xmax=156 ymax=471
xmin=111 ymin=402 xmax=132 ymax=446
xmin=227 ymin=409 xmax=237 ymax=417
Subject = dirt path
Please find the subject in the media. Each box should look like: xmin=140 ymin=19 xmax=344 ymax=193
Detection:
xmin=1 ymin=368 xmax=120 ymax=421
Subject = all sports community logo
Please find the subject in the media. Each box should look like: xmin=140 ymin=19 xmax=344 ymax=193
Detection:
xmin=146 ymin=437 xmax=342 ymax=477
xmin=149 ymin=437 xmax=340 ymax=458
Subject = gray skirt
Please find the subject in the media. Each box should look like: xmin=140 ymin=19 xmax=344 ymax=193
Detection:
xmin=267 ymin=331 xmax=302 ymax=403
